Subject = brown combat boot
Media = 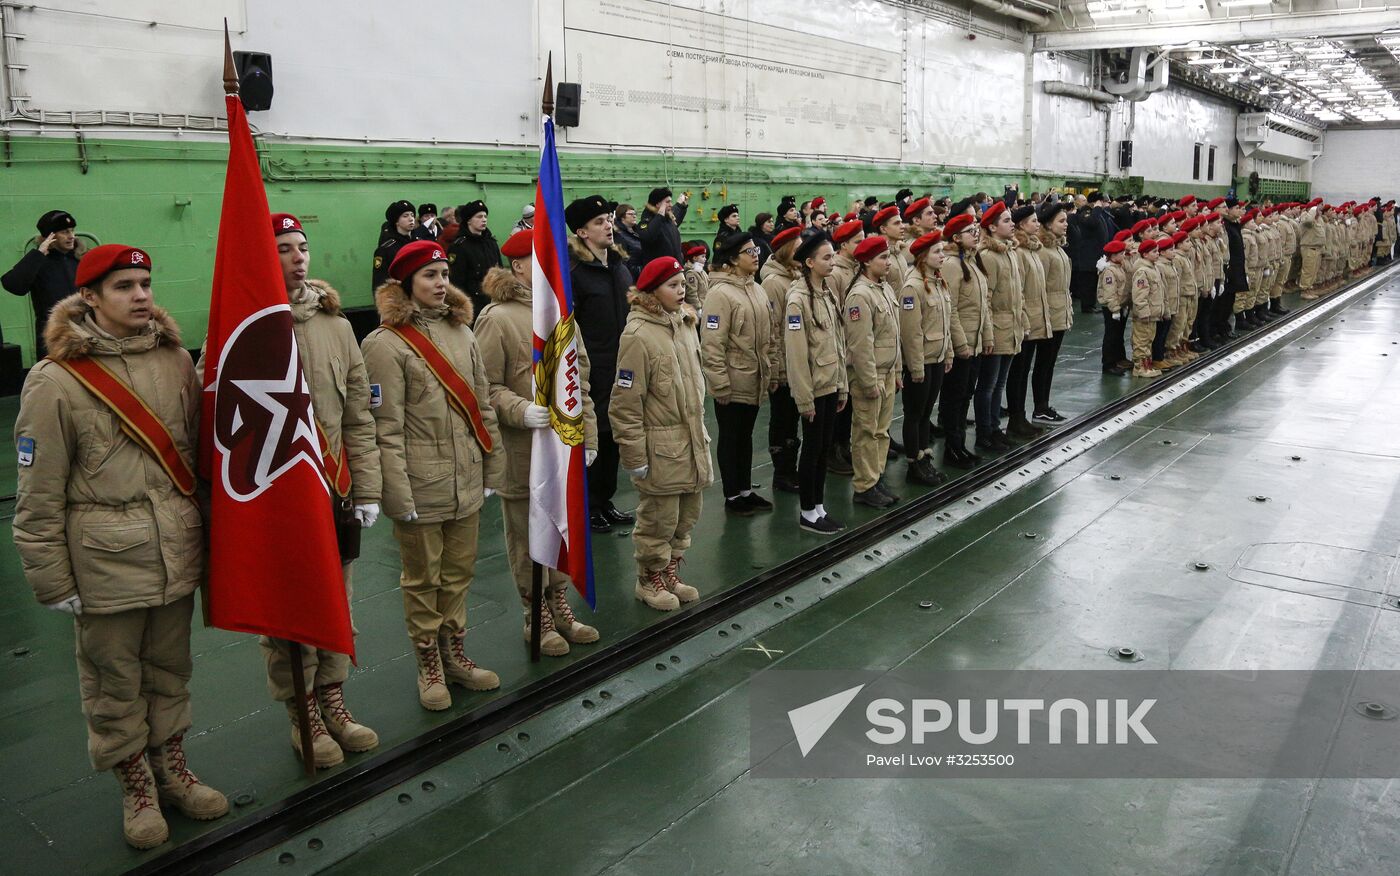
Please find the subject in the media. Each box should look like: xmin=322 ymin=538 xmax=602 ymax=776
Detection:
xmin=523 ymin=599 xmax=570 ymax=657
xmin=113 ymin=751 xmax=168 ymax=849
xmin=415 ymin=645 xmax=452 ymax=711
xmin=439 ymin=633 xmax=501 ymax=691
xmin=1132 ymin=358 xmax=1162 ymax=378
xmin=551 ymin=588 xmax=600 ymax=645
xmin=149 ymin=733 xmax=229 ymax=821
xmin=661 ymin=557 xmax=700 ymax=603
xmin=317 ymin=683 xmax=379 ymax=753
xmin=635 ymin=570 xmax=680 ymax=611
xmin=286 ymin=693 xmax=345 ymax=767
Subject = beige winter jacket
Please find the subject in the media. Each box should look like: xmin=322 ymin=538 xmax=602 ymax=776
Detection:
xmin=1097 ymin=260 xmax=1129 ymax=311
xmin=13 ymin=296 xmax=204 ymax=613
xmin=683 ymin=266 xmax=710 ymax=312
xmin=1158 ymin=252 xmax=1180 ymax=315
xmin=1131 ymin=262 xmax=1166 ymax=321
xmin=361 ymin=282 xmax=504 ymax=523
xmin=940 ymin=245 xmax=992 ymax=358
xmin=976 ymin=234 xmax=1026 ymax=355
xmin=784 ymin=275 xmax=848 ymax=416
xmin=842 ymin=274 xmax=901 ymax=393
xmin=829 ymin=253 xmax=860 ymax=308
xmin=609 ymin=293 xmax=713 ymax=496
xmin=1015 ymin=231 xmax=1051 ymax=342
xmin=699 ymin=270 xmax=775 ymax=406
xmin=1037 ymin=230 xmax=1074 ymax=333
xmin=474 ymin=268 xmax=597 ymax=502
xmin=759 ymin=259 xmax=798 ymax=385
xmin=897 ymin=269 xmax=954 ymax=373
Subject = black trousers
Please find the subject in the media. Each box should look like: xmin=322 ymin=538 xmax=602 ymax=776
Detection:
xmin=1070 ymin=268 xmax=1098 ymax=311
xmin=1214 ymin=287 xmax=1240 ymax=335
xmin=1101 ymin=308 xmax=1127 ymax=367
xmin=1151 ymin=319 xmax=1171 ymax=362
xmin=1193 ymin=289 xmax=1214 ymax=342
xmin=901 ymin=363 xmax=943 ymax=457
xmin=938 ymin=355 xmax=977 ymax=451
xmin=1005 ymin=343 xmax=1035 ymax=420
xmin=714 ymin=401 xmax=759 ymax=498
xmin=768 ymin=384 xmax=801 ymax=461
xmin=1032 ymin=329 xmax=1065 ymax=411
xmin=588 ymin=429 xmax=619 ymax=513
xmin=798 ymin=393 xmax=839 ymax=510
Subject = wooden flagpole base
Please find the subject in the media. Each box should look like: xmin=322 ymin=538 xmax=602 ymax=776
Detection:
xmin=286 ymin=641 xmax=317 ymax=778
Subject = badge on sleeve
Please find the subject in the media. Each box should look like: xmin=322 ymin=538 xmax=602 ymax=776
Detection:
xmin=706 ymin=314 xmax=720 ymax=330
xmin=17 ymin=436 xmax=34 ymax=466
xmin=617 ymin=369 xmax=634 ymax=389
xmin=902 ymin=296 xmax=915 ymax=310
xmin=848 ymin=306 xmax=861 ymax=321
xmin=369 ymin=384 xmax=382 ymax=409
xmin=787 ymin=314 xmax=802 ymax=331
xmin=1105 ymin=276 xmax=1114 ymax=286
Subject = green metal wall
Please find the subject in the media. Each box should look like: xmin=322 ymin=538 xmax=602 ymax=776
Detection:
xmin=1 ymin=133 xmax=1224 ymax=365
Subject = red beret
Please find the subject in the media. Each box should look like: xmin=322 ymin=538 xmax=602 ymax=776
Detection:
xmin=1170 ymin=210 xmax=1187 ymax=222
xmin=853 ymin=236 xmax=889 ymax=263
xmin=770 ymin=226 xmax=802 ymax=251
xmin=1156 ymin=235 xmax=1175 ymax=251
xmin=637 ymin=256 xmax=683 ymax=293
xmin=902 ymin=197 xmax=931 ymax=221
xmin=1171 ymin=231 xmax=1188 ymax=246
xmin=909 ymin=230 xmax=943 ymax=258
xmin=1241 ymin=209 xmax=1257 ymax=224
xmin=1130 ymin=220 xmax=1153 ymax=237
xmin=1354 ymin=205 xmax=1368 ymax=216
xmin=1206 ymin=212 xmax=1222 ymax=223
xmin=76 ymin=244 xmax=152 ymax=288
xmin=1180 ymin=217 xmax=1200 ymax=232
xmin=1206 ymin=197 xmax=1225 ymax=209
xmin=845 ymin=211 xmax=857 ymax=221
xmin=1155 ymin=215 xmax=1172 ymax=227
xmin=979 ymin=201 xmax=1006 ymax=228
xmin=389 ymin=240 xmax=448 ymax=282
xmin=500 ymin=229 xmax=532 ymax=260
xmin=810 ymin=196 xmax=826 ymax=212
xmin=1137 ymin=238 xmax=1159 ymax=254
xmin=684 ymin=243 xmax=708 ymax=261
xmin=943 ymin=214 xmax=976 ymax=237
xmin=832 ymin=219 xmax=864 ymax=244
xmin=1306 ymin=198 xmax=1322 ymax=208
xmin=1103 ymin=240 xmax=1126 ymax=255
xmin=1179 ymin=195 xmax=1196 ymax=207
xmin=871 ymin=206 xmax=900 ymax=229
xmin=1113 ymin=229 xmax=1134 ymax=243
xmin=272 ymin=213 xmax=304 ymax=238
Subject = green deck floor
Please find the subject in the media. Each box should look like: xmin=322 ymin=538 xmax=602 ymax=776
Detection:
xmin=2 ymin=276 xmax=1390 ymax=873
xmin=284 ymin=271 xmax=1400 ymax=876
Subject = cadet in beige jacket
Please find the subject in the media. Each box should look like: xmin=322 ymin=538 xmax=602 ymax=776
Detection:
xmin=1004 ymin=205 xmax=1049 ymax=440
xmin=760 ymin=226 xmax=804 ymax=493
xmin=362 ymin=241 xmax=505 ymax=711
xmin=13 ymin=246 xmax=226 ymax=849
xmin=475 ymin=230 xmax=600 ymax=658
xmin=263 ymin=214 xmax=382 ymax=767
xmin=972 ymin=201 xmax=1025 ymax=452
xmin=1130 ymin=238 xmax=1166 ymax=378
xmin=785 ymin=229 xmax=849 ymax=535
xmin=1033 ymin=202 xmax=1074 ymax=420
xmin=843 ymin=235 xmax=903 ymax=509
xmin=700 ymin=231 xmax=777 ymax=516
xmin=897 ymin=230 xmax=952 ymax=487
xmin=829 ymin=219 xmax=864 ymax=306
xmin=938 ymin=214 xmax=993 ymax=469
xmin=610 ymin=257 xmax=713 ymax=611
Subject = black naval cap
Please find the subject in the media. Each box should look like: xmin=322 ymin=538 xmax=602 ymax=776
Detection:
xmin=37 ymin=210 xmax=76 ymax=235
xmin=566 ymin=194 xmax=616 ymax=233
xmin=1086 ymin=191 xmax=1104 ymax=204
xmin=717 ymin=203 xmax=739 ymax=222
xmin=1010 ymin=205 xmax=1037 ymax=225
xmin=647 ymin=187 xmax=673 ymax=206
xmin=385 ymin=200 xmax=415 ymax=223
xmin=793 ymin=227 xmax=832 ymax=263
xmin=459 ymin=200 xmax=488 ymax=221
xmin=419 ymin=203 xmax=437 ymax=216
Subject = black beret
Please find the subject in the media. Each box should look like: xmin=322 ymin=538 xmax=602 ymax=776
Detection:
xmin=565 ymin=195 xmax=615 ymax=233
xmin=459 ymin=200 xmax=488 ymax=221
xmin=712 ymin=230 xmax=755 ymax=265
xmin=385 ymin=200 xmax=415 ymax=223
xmin=895 ymin=188 xmax=913 ymax=203
xmin=793 ymin=228 xmax=832 ymax=263
xmin=418 ymin=203 xmax=438 ymax=216
xmin=37 ymin=210 xmax=76 ymax=236
xmin=718 ymin=204 xmax=739 ymax=222
xmin=1224 ymin=198 xmax=1241 ymax=208
xmin=863 ymin=196 xmax=879 ymax=207
xmin=1036 ymin=201 xmax=1068 ymax=225
xmin=647 ymin=187 xmax=672 ymax=206
xmin=1010 ymin=205 xmax=1037 ymax=225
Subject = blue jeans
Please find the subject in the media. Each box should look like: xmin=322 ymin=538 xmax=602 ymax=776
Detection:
xmin=974 ymin=353 xmax=1012 ymax=434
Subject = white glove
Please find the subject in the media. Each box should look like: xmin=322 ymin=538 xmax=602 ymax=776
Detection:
xmin=626 ymin=464 xmax=649 ymax=479
xmin=398 ymin=510 xmax=419 ymax=523
xmin=1095 ymin=256 xmax=1108 ymax=272
xmin=484 ymin=488 xmax=496 ymax=498
xmin=353 ymin=503 xmax=380 ymax=529
xmin=585 ymin=449 xmax=598 ymax=467
xmin=1111 ymin=311 xmax=1121 ymax=321
xmin=47 ymin=595 xmax=83 ymax=616
xmin=523 ymin=403 xmax=551 ymax=429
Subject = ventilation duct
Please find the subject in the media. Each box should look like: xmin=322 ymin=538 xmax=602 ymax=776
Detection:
xmin=1103 ymin=47 xmax=1172 ymax=102
xmin=1042 ymin=81 xmax=1117 ymax=105
xmin=967 ymin=0 xmax=1050 ymax=26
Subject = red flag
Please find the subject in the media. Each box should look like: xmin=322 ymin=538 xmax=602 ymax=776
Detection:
xmin=199 ymin=93 xmax=353 ymax=658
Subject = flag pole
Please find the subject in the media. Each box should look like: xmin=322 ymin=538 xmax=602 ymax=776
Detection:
xmin=223 ymin=22 xmax=316 ymax=777
xmin=529 ymin=55 xmax=554 ymax=665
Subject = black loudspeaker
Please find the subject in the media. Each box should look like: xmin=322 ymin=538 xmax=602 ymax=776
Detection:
xmin=555 ymin=82 xmax=581 ymax=127
xmin=233 ymin=51 xmax=274 ymax=111
xmin=1118 ymin=140 xmax=1133 ymax=169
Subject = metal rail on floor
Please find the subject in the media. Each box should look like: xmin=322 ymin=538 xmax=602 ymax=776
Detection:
xmin=127 ymin=265 xmax=1397 ymax=876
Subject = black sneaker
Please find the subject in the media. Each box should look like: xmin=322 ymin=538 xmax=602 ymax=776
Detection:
xmin=989 ymin=430 xmax=1014 ymax=452
xmin=853 ymin=487 xmax=895 ymax=508
xmin=799 ymin=514 xmax=844 ymax=535
xmin=742 ymin=493 xmax=774 ymax=512
xmin=875 ymin=480 xmax=901 ymax=502
xmin=1033 ymin=408 xmax=1067 ymax=423
xmin=772 ymin=473 xmax=801 ymax=494
xmin=589 ymin=511 xmax=613 ymax=533
xmin=725 ymin=497 xmax=757 ymax=516
xmin=603 ymin=504 xmax=635 ymax=524
xmin=907 ymin=459 xmax=944 ymax=486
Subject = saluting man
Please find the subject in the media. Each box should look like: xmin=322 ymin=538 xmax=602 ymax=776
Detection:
xmin=3 ymin=209 xmax=81 ymax=359
xmin=13 ymin=245 xmax=227 ymax=849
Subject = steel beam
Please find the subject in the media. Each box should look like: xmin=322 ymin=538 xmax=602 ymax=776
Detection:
xmin=1033 ymin=9 xmax=1400 ymax=51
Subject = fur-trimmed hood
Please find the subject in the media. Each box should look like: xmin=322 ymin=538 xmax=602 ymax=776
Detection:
xmin=482 ymin=266 xmax=529 ymax=305
xmin=1038 ymin=229 xmax=1068 ymax=249
xmin=567 ymin=235 xmax=630 ymax=266
xmin=42 ymin=292 xmax=182 ymax=362
xmin=290 ymin=278 xmax=343 ymax=322
xmin=374 ymin=279 xmax=474 ymax=327
xmin=1014 ymin=229 xmax=1042 ymax=251
xmin=979 ymin=234 xmax=1015 ymax=255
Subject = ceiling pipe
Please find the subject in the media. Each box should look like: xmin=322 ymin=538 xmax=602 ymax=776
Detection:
xmin=967 ymin=0 xmax=1050 ymax=26
xmin=1042 ymin=80 xmax=1118 ymax=104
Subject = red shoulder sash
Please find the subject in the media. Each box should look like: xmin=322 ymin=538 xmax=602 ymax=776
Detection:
xmin=383 ymin=323 xmax=494 ymax=454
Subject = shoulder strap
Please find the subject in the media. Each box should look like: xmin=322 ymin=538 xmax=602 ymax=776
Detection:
xmin=315 ymin=419 xmax=352 ymax=498
xmin=51 ymin=356 xmax=197 ymax=496
xmin=383 ymin=323 xmax=494 ymax=454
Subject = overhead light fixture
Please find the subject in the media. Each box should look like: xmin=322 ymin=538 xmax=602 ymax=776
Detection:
xmin=1218 ymin=0 xmax=1274 ymax=8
